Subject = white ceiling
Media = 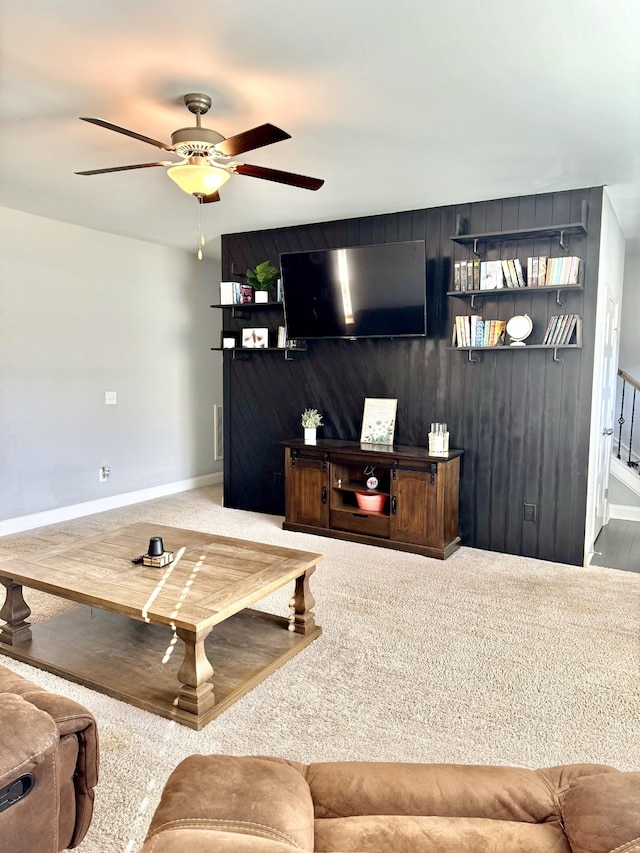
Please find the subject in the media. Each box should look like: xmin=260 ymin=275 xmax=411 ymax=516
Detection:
xmin=1 ymin=0 xmax=639 ymax=260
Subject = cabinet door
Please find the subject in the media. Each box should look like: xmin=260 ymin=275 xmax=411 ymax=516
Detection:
xmin=284 ymin=451 xmax=329 ymax=528
xmin=390 ymin=468 xmax=439 ymax=547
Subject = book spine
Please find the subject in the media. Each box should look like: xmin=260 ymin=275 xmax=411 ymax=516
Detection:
xmin=551 ymin=314 xmax=569 ymax=345
xmin=454 ymin=261 xmax=461 ymax=291
xmin=513 ymin=259 xmax=526 ymax=288
xmin=494 ymin=320 xmax=506 ymax=345
xmin=507 ymin=259 xmax=519 ymax=287
xmin=473 ymin=260 xmax=480 ymax=291
xmin=542 ymin=316 xmax=556 ymax=345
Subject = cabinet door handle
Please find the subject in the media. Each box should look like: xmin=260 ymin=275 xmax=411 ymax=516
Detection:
xmin=391 ymin=496 xmax=397 ymax=515
xmin=321 ymin=486 xmax=327 ymax=504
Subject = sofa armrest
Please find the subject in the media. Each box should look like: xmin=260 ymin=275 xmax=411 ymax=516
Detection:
xmin=141 ymin=755 xmax=314 ymax=852
xmin=559 ymin=770 xmax=640 ymax=853
xmin=0 ymin=666 xmax=99 ymax=848
xmin=0 ymin=693 xmax=60 ymax=853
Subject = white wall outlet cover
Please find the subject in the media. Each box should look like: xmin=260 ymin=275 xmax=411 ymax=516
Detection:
xmin=105 ymin=391 xmax=117 ymax=405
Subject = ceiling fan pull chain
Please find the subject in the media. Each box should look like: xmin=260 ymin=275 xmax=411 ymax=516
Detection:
xmin=197 ymin=196 xmax=204 ymax=260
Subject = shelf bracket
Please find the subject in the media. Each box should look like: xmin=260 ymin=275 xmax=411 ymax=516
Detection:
xmin=558 ymin=230 xmax=568 ymax=251
xmin=555 ymin=289 xmax=566 ymax=307
xmin=468 ymin=350 xmax=479 ymax=363
xmin=552 ymin=348 xmax=564 ymax=364
xmin=472 ymin=238 xmax=480 ymax=257
xmin=469 ymin=293 xmax=482 ymax=311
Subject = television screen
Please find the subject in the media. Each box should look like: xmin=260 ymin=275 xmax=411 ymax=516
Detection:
xmin=280 ymin=241 xmax=426 ymax=340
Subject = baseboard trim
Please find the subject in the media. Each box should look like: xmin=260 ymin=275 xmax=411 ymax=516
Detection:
xmin=0 ymin=473 xmax=223 ymax=537
xmin=608 ymin=503 xmax=640 ymax=522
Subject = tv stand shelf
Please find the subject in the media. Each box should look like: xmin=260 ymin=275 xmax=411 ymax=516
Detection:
xmin=282 ymin=439 xmax=462 ymax=559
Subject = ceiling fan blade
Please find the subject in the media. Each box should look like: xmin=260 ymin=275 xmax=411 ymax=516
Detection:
xmin=215 ymin=124 xmax=291 ymax=157
xmin=79 ymin=117 xmax=173 ymax=151
xmin=200 ymin=191 xmax=221 ymax=204
xmin=233 ymin=163 xmax=324 ymax=190
xmin=75 ymin=162 xmax=172 ymax=176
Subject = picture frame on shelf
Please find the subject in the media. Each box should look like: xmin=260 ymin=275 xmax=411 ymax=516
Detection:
xmin=242 ymin=327 xmax=269 ymax=348
xmin=221 ymin=332 xmax=237 ymax=349
xmin=360 ymin=398 xmax=397 ymax=446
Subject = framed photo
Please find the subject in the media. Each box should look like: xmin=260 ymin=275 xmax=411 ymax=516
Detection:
xmin=360 ymin=398 xmax=397 ymax=446
xmin=242 ymin=327 xmax=269 ymax=348
xmin=220 ymin=332 xmax=237 ymax=349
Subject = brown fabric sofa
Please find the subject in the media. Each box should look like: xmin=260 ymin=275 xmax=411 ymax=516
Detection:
xmin=140 ymin=754 xmax=640 ymax=852
xmin=0 ymin=664 xmax=99 ymax=853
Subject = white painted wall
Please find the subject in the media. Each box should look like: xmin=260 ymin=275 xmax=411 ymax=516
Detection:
xmin=0 ymin=207 xmax=222 ymax=523
xmin=615 ymin=251 xmax=640 ymax=458
xmin=584 ymin=188 xmax=626 ymax=562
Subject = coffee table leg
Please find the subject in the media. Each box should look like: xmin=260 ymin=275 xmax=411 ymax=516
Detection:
xmin=288 ymin=567 xmax=317 ymax=634
xmin=175 ymin=626 xmax=216 ymax=716
xmin=0 ymin=579 xmax=33 ymax=646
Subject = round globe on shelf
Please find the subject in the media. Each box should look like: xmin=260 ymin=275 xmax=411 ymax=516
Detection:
xmin=506 ymin=314 xmax=533 ymax=347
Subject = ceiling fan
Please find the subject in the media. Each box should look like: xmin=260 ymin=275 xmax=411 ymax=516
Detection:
xmin=75 ymin=92 xmax=324 ymax=204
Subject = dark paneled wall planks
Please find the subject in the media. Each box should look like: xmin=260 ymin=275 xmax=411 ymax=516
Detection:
xmin=220 ymin=186 xmax=603 ymax=566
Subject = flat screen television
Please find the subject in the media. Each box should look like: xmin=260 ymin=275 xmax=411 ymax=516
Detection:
xmin=280 ymin=240 xmax=427 ymax=340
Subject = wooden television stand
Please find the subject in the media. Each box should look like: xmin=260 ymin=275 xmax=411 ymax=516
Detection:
xmin=282 ymin=439 xmax=462 ymax=560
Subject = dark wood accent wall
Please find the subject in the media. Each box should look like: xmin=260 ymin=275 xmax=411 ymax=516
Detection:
xmin=220 ymin=186 xmax=603 ymax=566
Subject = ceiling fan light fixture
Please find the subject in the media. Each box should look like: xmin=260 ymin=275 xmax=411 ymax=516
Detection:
xmin=167 ymin=163 xmax=230 ymax=197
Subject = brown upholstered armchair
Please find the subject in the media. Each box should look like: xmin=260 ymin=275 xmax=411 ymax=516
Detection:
xmin=140 ymin=754 xmax=640 ymax=852
xmin=0 ymin=665 xmax=99 ymax=853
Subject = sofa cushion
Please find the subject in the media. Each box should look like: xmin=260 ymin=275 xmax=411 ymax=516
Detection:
xmin=314 ymin=814 xmax=572 ymax=853
xmin=144 ymin=755 xmax=314 ymax=851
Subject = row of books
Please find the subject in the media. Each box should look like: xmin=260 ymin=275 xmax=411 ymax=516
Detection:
xmin=453 ymin=315 xmax=506 ymax=348
xmin=528 ymin=256 xmax=580 ymax=287
xmin=453 ymin=256 xmax=581 ymax=291
xmin=541 ymin=314 xmax=581 ymax=346
xmin=220 ymin=281 xmax=253 ymax=304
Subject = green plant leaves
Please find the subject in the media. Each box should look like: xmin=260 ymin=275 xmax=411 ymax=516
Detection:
xmin=246 ymin=260 xmax=279 ymax=290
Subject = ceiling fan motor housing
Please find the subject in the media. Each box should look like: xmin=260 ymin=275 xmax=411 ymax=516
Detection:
xmin=171 ymin=126 xmax=226 ymax=158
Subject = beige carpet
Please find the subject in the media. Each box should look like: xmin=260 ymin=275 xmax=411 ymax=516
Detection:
xmin=1 ymin=485 xmax=639 ymax=853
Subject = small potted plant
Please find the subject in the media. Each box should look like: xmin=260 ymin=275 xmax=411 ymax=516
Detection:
xmin=301 ymin=408 xmax=323 ymax=443
xmin=247 ymin=260 xmax=279 ymax=303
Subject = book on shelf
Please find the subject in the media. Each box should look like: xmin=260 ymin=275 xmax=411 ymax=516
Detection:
xmin=513 ymin=259 xmax=526 ymax=287
xmin=537 ymin=256 xmax=547 ymax=287
xmin=473 ymin=260 xmax=480 ymax=290
xmin=454 ymin=261 xmax=462 ymax=291
xmin=479 ymin=260 xmax=504 ymax=290
xmin=542 ymin=315 xmax=559 ymax=345
xmin=466 ymin=260 xmax=474 ymax=291
xmin=219 ymin=281 xmax=236 ymax=304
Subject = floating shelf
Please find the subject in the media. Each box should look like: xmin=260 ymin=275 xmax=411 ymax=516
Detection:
xmin=449 ymin=343 xmax=581 ymax=364
xmin=451 ymin=202 xmax=588 ymax=255
xmin=447 ymin=283 xmax=583 ymax=309
xmin=211 ymin=346 xmax=305 ymax=361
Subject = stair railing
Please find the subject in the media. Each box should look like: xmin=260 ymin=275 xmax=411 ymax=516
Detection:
xmin=617 ymin=368 xmax=640 ymax=472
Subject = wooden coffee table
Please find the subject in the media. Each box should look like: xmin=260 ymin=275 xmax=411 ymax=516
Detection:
xmin=0 ymin=522 xmax=322 ymax=729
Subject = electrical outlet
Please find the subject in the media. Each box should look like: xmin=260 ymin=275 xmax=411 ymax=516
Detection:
xmin=523 ymin=503 xmax=537 ymax=522
xmin=99 ymin=466 xmax=110 ymax=482
xmin=105 ymin=391 xmax=117 ymax=405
